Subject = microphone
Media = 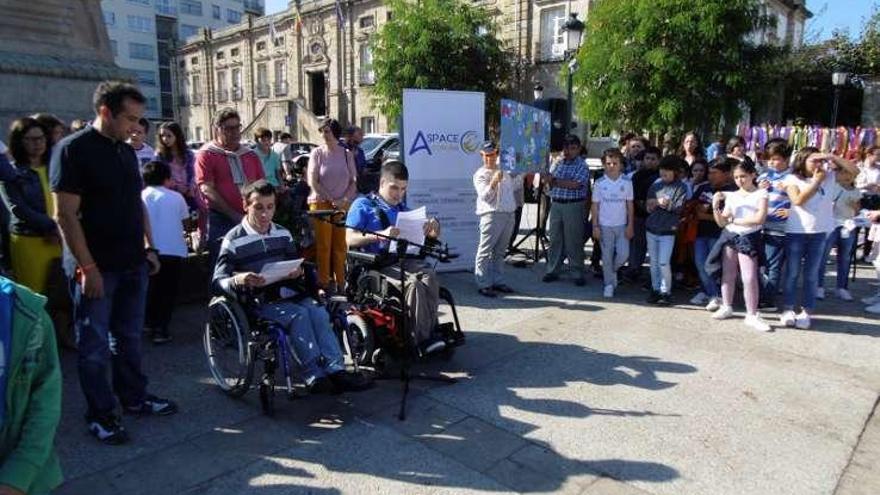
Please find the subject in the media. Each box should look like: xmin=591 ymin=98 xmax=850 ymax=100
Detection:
xmin=306 ymin=209 xmax=342 ymax=217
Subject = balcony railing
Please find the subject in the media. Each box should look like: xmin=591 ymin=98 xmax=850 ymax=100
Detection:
xmin=256 ymin=84 xmax=270 ymax=98
xmin=274 ymin=81 xmax=288 ymax=97
xmin=216 ymin=89 xmax=229 ymax=102
xmin=232 ymin=87 xmax=243 ymax=101
xmin=191 ymin=93 xmax=203 ymax=105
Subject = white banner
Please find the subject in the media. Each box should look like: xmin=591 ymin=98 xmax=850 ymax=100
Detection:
xmin=402 ymin=89 xmax=484 ymax=272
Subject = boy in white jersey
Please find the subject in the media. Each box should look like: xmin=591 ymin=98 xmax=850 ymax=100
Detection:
xmin=591 ymin=148 xmax=634 ymax=297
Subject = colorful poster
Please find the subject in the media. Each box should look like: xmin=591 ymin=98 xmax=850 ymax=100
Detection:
xmin=499 ymin=99 xmax=551 ymax=173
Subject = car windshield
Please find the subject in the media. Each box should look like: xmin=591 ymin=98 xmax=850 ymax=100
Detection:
xmin=360 ymin=137 xmax=385 ymax=154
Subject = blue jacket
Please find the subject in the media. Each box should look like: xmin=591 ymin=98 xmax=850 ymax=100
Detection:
xmin=0 ymin=163 xmax=56 ymax=236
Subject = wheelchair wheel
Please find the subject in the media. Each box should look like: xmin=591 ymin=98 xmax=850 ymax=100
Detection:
xmin=343 ymin=314 xmax=373 ymax=367
xmin=204 ymin=297 xmax=254 ymax=397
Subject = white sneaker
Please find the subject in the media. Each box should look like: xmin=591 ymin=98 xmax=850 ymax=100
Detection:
xmin=705 ymin=297 xmax=721 ymax=312
xmin=744 ymin=314 xmax=772 ymax=332
xmin=866 ymin=302 xmax=880 ymax=315
xmin=711 ymin=305 xmax=734 ymax=320
xmin=794 ymin=310 xmax=811 ymax=330
xmin=779 ymin=310 xmax=797 ymax=327
xmin=603 ymin=284 xmax=615 ymax=298
xmin=690 ymin=292 xmax=708 ymax=305
xmin=861 ymin=292 xmax=880 ymax=305
xmin=816 ymin=287 xmax=825 ymax=300
xmin=836 ymin=289 xmax=854 ymax=301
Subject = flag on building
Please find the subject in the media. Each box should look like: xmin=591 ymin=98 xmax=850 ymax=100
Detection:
xmin=335 ymin=0 xmax=346 ymax=30
xmin=294 ymin=0 xmax=304 ymax=33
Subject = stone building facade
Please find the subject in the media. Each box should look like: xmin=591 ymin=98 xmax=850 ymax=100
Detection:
xmin=0 ymin=0 xmax=131 ymax=135
xmin=174 ymin=0 xmax=809 ymax=143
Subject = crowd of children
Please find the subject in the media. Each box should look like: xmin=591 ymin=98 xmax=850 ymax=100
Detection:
xmin=583 ymin=135 xmax=880 ymax=332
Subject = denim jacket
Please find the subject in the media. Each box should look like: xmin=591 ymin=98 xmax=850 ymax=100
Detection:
xmin=0 ymin=163 xmax=56 ymax=236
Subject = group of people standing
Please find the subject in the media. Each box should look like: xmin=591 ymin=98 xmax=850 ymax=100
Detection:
xmin=472 ymin=130 xmax=880 ymax=333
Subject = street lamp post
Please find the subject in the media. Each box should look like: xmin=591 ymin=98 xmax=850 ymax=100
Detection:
xmin=831 ymin=72 xmax=847 ymax=128
xmin=561 ymin=13 xmax=585 ymax=137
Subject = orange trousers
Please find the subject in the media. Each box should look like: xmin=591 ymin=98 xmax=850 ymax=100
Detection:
xmin=310 ymin=200 xmax=347 ymax=288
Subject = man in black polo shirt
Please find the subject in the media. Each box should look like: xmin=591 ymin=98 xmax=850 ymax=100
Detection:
xmin=51 ymin=81 xmax=177 ymax=445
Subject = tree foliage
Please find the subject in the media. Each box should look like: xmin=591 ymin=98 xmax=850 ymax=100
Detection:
xmin=570 ymin=0 xmax=771 ymax=134
xmin=370 ymin=0 xmax=511 ymax=125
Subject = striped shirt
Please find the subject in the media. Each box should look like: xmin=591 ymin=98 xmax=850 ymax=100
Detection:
xmin=758 ymin=168 xmax=791 ymax=234
xmin=212 ymin=219 xmax=298 ymax=295
xmin=548 ymin=156 xmax=589 ymax=201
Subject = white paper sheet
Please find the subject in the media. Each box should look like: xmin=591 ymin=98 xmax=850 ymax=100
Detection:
xmin=390 ymin=206 xmax=426 ymax=254
xmin=259 ymin=259 xmax=303 ymax=285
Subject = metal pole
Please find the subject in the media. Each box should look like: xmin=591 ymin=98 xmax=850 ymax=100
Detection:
xmin=565 ymin=61 xmax=573 ymax=137
xmin=831 ymin=86 xmax=841 ymax=128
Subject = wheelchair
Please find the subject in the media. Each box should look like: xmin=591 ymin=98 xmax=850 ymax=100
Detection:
xmin=203 ymin=291 xmax=320 ymax=417
xmin=330 ymin=250 xmax=465 ymax=375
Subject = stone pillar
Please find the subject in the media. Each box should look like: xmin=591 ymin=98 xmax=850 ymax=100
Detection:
xmin=862 ymin=76 xmax=880 ymax=128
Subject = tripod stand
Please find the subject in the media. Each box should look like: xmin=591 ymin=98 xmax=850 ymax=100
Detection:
xmin=510 ymin=173 xmax=549 ymax=263
xmin=319 ymin=212 xmax=459 ymax=421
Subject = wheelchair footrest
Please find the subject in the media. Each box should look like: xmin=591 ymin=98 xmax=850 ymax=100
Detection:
xmin=438 ymin=322 xmax=465 ymax=347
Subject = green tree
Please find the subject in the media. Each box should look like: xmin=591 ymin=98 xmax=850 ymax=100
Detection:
xmin=570 ymin=0 xmax=770 ymax=134
xmin=370 ymin=0 xmax=511 ymax=126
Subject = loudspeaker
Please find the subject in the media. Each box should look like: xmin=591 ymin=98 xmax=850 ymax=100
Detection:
xmin=534 ymin=98 xmax=568 ymax=152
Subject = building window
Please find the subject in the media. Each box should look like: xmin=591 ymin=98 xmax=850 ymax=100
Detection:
xmin=180 ymin=24 xmax=200 ymax=39
xmin=360 ymin=116 xmax=376 ymax=134
xmin=127 ymin=15 xmax=153 ymax=33
xmin=359 ymin=44 xmax=375 ymax=85
xmin=191 ymin=56 xmax=199 ymax=65
xmin=256 ymin=41 xmax=267 ymax=51
xmin=129 ymin=42 xmax=155 ymax=60
xmin=103 ymin=11 xmax=116 ymax=27
xmin=387 ymin=12 xmax=393 ymax=21
xmin=273 ymin=35 xmax=284 ymax=47
xmin=178 ymin=59 xmax=186 ymax=68
xmin=155 ymin=0 xmax=177 ymax=16
xmin=231 ymin=47 xmax=240 ymax=57
xmin=212 ymin=4 xmax=221 ymax=19
xmin=539 ymin=6 xmax=567 ymax=61
xmin=109 ymin=40 xmax=118 ymax=56
xmin=274 ymin=59 xmax=287 ymax=95
xmin=227 ymin=9 xmax=241 ymax=23
xmin=359 ymin=16 xmax=374 ymax=29
xmin=192 ymin=75 xmax=202 ymax=104
xmin=231 ymin=68 xmax=242 ymax=100
xmin=195 ymin=126 xmax=203 ymax=141
xmin=257 ymin=63 xmax=269 ymax=97
xmin=180 ymin=0 xmax=203 ymax=16
xmin=216 ymin=51 xmax=225 ymax=60
xmin=135 ymin=70 xmax=157 ymax=86
xmin=217 ymin=70 xmax=228 ymax=101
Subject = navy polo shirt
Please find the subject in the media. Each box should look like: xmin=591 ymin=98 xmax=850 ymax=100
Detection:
xmin=50 ymin=127 xmax=145 ymax=272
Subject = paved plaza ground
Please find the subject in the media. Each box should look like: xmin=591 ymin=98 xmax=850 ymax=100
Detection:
xmin=53 ymin=223 xmax=880 ymax=494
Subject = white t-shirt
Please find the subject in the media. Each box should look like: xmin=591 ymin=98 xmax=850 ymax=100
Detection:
xmin=832 ymin=186 xmax=861 ymax=225
xmin=132 ymin=143 xmax=155 ymax=168
xmin=142 ymin=186 xmax=189 ymax=258
xmin=784 ymin=172 xmax=836 ymax=234
xmin=592 ymin=175 xmax=633 ymax=227
xmin=722 ymin=188 xmax=768 ymax=235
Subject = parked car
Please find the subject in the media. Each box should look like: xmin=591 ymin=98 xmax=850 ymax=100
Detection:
xmin=361 ymin=133 xmax=399 ymax=169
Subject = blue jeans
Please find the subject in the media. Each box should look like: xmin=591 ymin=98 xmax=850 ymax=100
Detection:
xmin=647 ymin=232 xmax=675 ymax=294
xmin=694 ymin=236 xmax=719 ymax=298
xmin=761 ymin=232 xmax=786 ymax=305
xmin=783 ymin=233 xmax=826 ymax=311
xmin=256 ymin=298 xmax=345 ymax=385
xmin=72 ymin=265 xmax=149 ymax=418
xmin=818 ymin=226 xmax=856 ymax=290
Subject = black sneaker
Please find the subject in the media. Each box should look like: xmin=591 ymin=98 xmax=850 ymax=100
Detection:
xmin=657 ymin=293 xmax=673 ymax=306
xmin=647 ymin=291 xmax=661 ymax=304
xmin=152 ymin=329 xmax=172 ymax=345
xmin=328 ymin=371 xmax=374 ymax=392
xmin=87 ymin=414 xmax=129 ymax=445
xmin=123 ymin=395 xmax=178 ymax=416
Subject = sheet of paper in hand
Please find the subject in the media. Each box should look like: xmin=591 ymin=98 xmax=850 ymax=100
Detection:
xmin=259 ymin=259 xmax=304 ymax=285
xmin=390 ymin=206 xmax=427 ymax=255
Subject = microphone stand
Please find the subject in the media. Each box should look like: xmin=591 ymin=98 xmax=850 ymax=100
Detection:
xmin=316 ymin=214 xmax=458 ymax=421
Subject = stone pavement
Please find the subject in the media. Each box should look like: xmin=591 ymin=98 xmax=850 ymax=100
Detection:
xmin=53 ymin=249 xmax=880 ymax=494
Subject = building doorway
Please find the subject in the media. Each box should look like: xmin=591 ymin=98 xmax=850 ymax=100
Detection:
xmin=309 ymin=71 xmax=327 ymax=117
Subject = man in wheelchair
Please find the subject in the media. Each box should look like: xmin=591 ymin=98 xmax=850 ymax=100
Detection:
xmin=213 ymin=180 xmax=370 ymax=393
xmin=345 ymin=161 xmax=449 ymax=355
